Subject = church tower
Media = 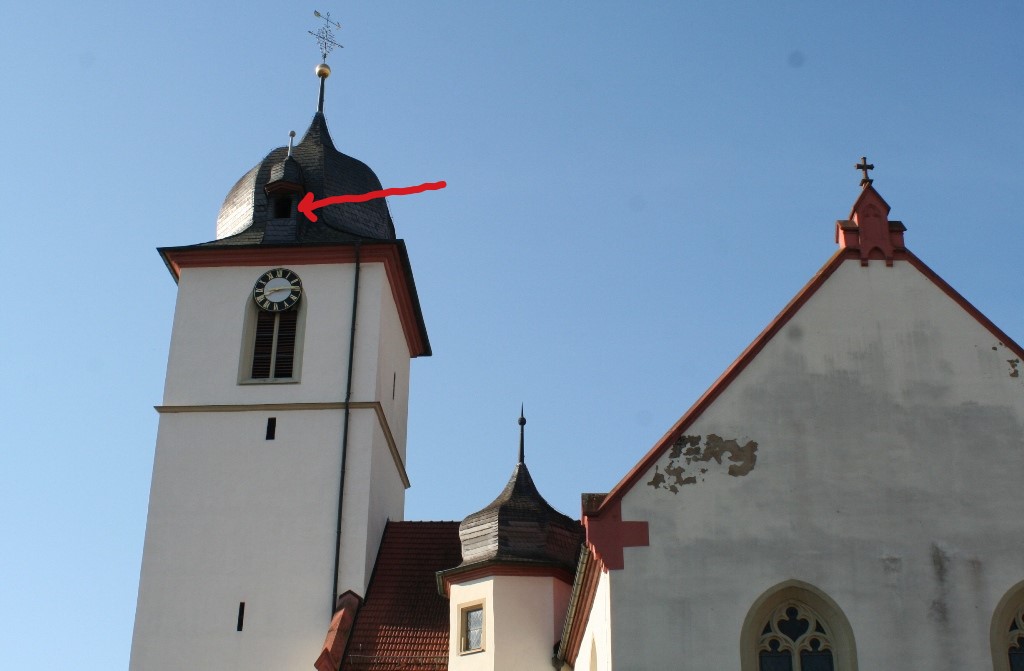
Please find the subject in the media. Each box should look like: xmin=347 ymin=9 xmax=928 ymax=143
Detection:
xmin=129 ymin=49 xmax=431 ymax=670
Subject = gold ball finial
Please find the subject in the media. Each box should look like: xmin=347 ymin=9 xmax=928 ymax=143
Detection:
xmin=315 ymin=63 xmax=331 ymax=79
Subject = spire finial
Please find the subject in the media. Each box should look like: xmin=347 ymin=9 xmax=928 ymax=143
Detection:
xmin=310 ymin=10 xmax=343 ymax=114
xmin=287 ymin=130 xmax=296 ymax=157
xmin=518 ymin=405 xmax=526 ymax=465
xmin=856 ymin=156 xmax=875 ymax=187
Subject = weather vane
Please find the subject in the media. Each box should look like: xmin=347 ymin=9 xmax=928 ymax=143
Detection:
xmin=309 ymin=9 xmax=343 ymax=62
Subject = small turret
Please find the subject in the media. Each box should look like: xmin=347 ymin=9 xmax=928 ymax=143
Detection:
xmin=439 ymin=412 xmax=583 ymax=671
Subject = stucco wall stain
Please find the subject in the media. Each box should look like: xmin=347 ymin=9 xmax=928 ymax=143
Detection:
xmin=881 ymin=555 xmax=902 ymax=574
xmin=1008 ymin=358 xmax=1020 ymax=378
xmin=928 ymin=543 xmax=951 ymax=626
xmin=646 ymin=434 xmax=758 ymax=493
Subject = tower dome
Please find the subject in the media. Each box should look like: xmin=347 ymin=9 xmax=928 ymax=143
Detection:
xmin=214 ymin=112 xmax=397 ymax=244
xmin=454 ymin=415 xmax=583 ymax=572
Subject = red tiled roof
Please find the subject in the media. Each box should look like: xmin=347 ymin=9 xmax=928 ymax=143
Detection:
xmin=341 ymin=521 xmax=462 ymax=671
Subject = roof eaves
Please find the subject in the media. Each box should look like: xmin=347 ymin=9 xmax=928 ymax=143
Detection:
xmin=555 ymin=545 xmax=605 ymax=668
xmin=436 ymin=557 xmax=578 ymax=597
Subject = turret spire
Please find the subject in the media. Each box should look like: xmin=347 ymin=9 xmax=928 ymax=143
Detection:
xmin=518 ymin=405 xmax=526 ymax=465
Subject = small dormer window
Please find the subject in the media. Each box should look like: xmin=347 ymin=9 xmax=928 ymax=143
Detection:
xmin=273 ymin=196 xmax=291 ymax=219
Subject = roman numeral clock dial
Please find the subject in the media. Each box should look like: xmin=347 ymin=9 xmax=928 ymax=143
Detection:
xmin=253 ymin=268 xmax=302 ymax=311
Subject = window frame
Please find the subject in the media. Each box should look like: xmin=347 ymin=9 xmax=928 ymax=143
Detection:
xmin=741 ymin=580 xmax=857 ymax=671
xmin=459 ymin=601 xmax=485 ymax=655
xmin=991 ymin=579 xmax=1024 ymax=671
xmin=238 ymin=295 xmax=306 ymax=385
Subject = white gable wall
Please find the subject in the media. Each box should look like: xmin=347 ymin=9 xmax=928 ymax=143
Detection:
xmin=612 ymin=258 xmax=1024 ymax=669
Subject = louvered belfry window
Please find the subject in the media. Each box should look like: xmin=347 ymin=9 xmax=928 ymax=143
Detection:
xmin=251 ymin=309 xmax=298 ymax=379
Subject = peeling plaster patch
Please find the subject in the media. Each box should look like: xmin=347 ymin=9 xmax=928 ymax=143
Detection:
xmin=647 ymin=434 xmax=758 ymax=493
xmin=990 ymin=342 xmax=1020 ymax=377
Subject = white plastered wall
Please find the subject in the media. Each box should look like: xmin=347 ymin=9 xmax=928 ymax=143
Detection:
xmin=448 ymin=575 xmax=572 ymax=671
xmin=610 ymin=259 xmax=1024 ymax=670
xmin=132 ymin=260 xmax=412 ymax=671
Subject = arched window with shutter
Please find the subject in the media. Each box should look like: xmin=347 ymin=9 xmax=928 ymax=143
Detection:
xmin=741 ymin=580 xmax=857 ymax=671
xmin=239 ymin=292 xmax=306 ymax=383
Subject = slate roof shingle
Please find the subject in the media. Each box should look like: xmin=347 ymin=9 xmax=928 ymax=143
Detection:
xmin=212 ymin=112 xmax=396 ymax=245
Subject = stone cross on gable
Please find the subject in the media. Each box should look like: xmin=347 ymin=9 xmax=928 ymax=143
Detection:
xmin=856 ymin=156 xmax=875 ymax=187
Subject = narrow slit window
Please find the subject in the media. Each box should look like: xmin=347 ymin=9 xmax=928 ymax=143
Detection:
xmin=237 ymin=602 xmax=245 ymax=631
xmin=266 ymin=417 xmax=276 ymax=440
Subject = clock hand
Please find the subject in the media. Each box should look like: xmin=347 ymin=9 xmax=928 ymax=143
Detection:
xmin=262 ymin=286 xmax=302 ymax=296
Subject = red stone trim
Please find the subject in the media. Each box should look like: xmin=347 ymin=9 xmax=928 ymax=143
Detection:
xmin=903 ymin=250 xmax=1024 ymax=360
xmin=315 ymin=590 xmax=363 ymax=671
xmin=595 ymin=246 xmax=1024 ymax=520
xmin=159 ymin=244 xmax=430 ymax=357
xmin=437 ymin=562 xmax=575 ymax=597
xmin=582 ymin=498 xmax=649 ymax=571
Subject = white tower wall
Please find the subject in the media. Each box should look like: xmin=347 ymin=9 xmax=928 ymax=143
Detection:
xmin=130 ymin=259 xmax=413 ymax=671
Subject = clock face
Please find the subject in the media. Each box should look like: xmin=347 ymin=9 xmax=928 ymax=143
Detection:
xmin=253 ymin=268 xmax=302 ymax=311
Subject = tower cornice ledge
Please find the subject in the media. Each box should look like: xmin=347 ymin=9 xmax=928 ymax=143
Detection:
xmin=158 ymin=240 xmax=431 ymax=357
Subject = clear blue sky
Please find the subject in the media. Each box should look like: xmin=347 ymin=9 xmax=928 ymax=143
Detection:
xmin=2 ymin=1 xmax=1021 ymax=667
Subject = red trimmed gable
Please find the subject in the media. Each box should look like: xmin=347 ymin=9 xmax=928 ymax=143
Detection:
xmin=339 ymin=521 xmax=462 ymax=671
xmin=586 ymin=185 xmax=1024 ymax=564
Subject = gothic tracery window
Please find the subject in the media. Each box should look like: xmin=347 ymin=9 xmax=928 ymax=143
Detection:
xmin=758 ymin=602 xmax=836 ymax=671
xmin=1008 ymin=604 xmax=1024 ymax=671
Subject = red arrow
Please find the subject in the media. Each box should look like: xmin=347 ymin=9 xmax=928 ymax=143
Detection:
xmin=298 ymin=180 xmax=447 ymax=222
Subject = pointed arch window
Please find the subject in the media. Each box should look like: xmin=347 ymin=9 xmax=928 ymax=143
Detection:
xmin=741 ymin=580 xmax=856 ymax=671
xmin=757 ymin=602 xmax=835 ymax=671
xmin=1009 ymin=606 xmax=1024 ymax=671
xmin=993 ymin=581 xmax=1024 ymax=671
